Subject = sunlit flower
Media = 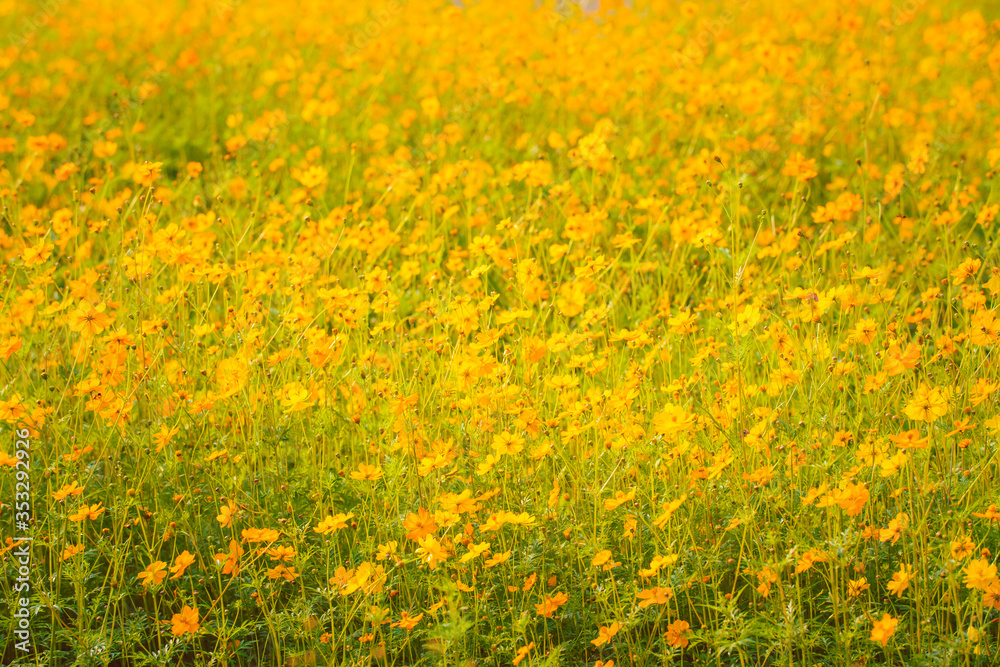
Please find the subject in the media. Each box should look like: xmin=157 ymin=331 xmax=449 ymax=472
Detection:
xmin=870 ymin=613 xmax=898 ymax=647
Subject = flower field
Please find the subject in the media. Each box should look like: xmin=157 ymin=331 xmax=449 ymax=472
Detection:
xmin=2 ymin=0 xmax=1000 ymax=664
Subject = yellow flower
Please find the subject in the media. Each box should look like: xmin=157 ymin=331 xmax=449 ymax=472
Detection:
xmin=280 ymin=382 xmax=314 ymax=413
xmin=460 ymin=541 xmax=489 ymax=563
xmin=66 ymin=303 xmax=113 ymax=335
xmin=730 ymin=303 xmax=763 ymax=336
xmin=886 ymin=564 xmax=912 ymax=598
xmin=216 ymin=500 xmax=237 ymax=528
xmin=603 ymin=489 xmax=635 ymax=512
xmin=313 ymin=512 xmax=354 ymax=535
xmin=652 ymin=405 xmax=696 ymax=436
xmin=491 ymin=431 xmax=525 ymax=456
xmin=376 ymin=541 xmax=399 ymax=561
xmin=964 ymin=558 xmax=999 ymax=591
xmin=653 ymin=495 xmax=687 ymax=528
xmin=903 ymin=383 xmax=949 ymax=422
xmin=138 ymin=561 xmax=168 ymax=587
xmin=484 ymin=550 xmax=511 ymax=568
xmin=133 ymin=161 xmax=163 ymax=188
xmin=350 ymin=463 xmax=384 ymax=481
xmin=848 ymin=578 xmax=870 ymax=598
xmin=416 ymin=536 xmax=450 ymax=570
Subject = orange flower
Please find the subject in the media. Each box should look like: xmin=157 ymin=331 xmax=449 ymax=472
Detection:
xmin=171 ymin=605 xmax=199 ymax=636
xmin=390 ymin=611 xmax=424 ymax=631
xmin=665 ymin=620 xmax=690 ymax=648
xmin=535 ymin=592 xmax=569 ymax=618
xmin=169 ymin=551 xmax=196 ymax=579
xmin=951 ymin=535 xmax=977 ymax=560
xmin=267 ymin=545 xmax=297 ymax=562
xmin=61 ymin=544 xmax=84 ymax=561
xmin=592 ymin=549 xmax=612 ymax=568
xmin=402 ymin=507 xmax=438 ymax=541
xmin=950 ymin=257 xmax=982 ymax=285
xmin=22 ymin=241 xmax=53 ymax=267
xmin=152 ymin=425 xmax=180 ymax=453
xmin=879 ymin=513 xmax=909 ymax=546
xmin=973 ymin=505 xmax=1000 ymax=523
xmin=870 ymin=613 xmax=898 ymax=647
xmin=636 ymin=587 xmax=673 ymax=608
xmin=266 ymin=564 xmax=298 ymax=582
xmin=848 ymin=578 xmax=870 ymax=598
xmin=512 ymin=642 xmax=535 ymax=666
xmin=590 ymin=622 xmax=620 ymax=647
xmin=241 ymin=527 xmax=280 ymax=543
xmin=214 ymin=540 xmax=244 ymax=576
xmin=68 ymin=503 xmax=105 ymax=522
xmin=53 ymin=481 xmax=84 ymax=501
xmin=781 ymin=152 xmax=818 ymax=182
